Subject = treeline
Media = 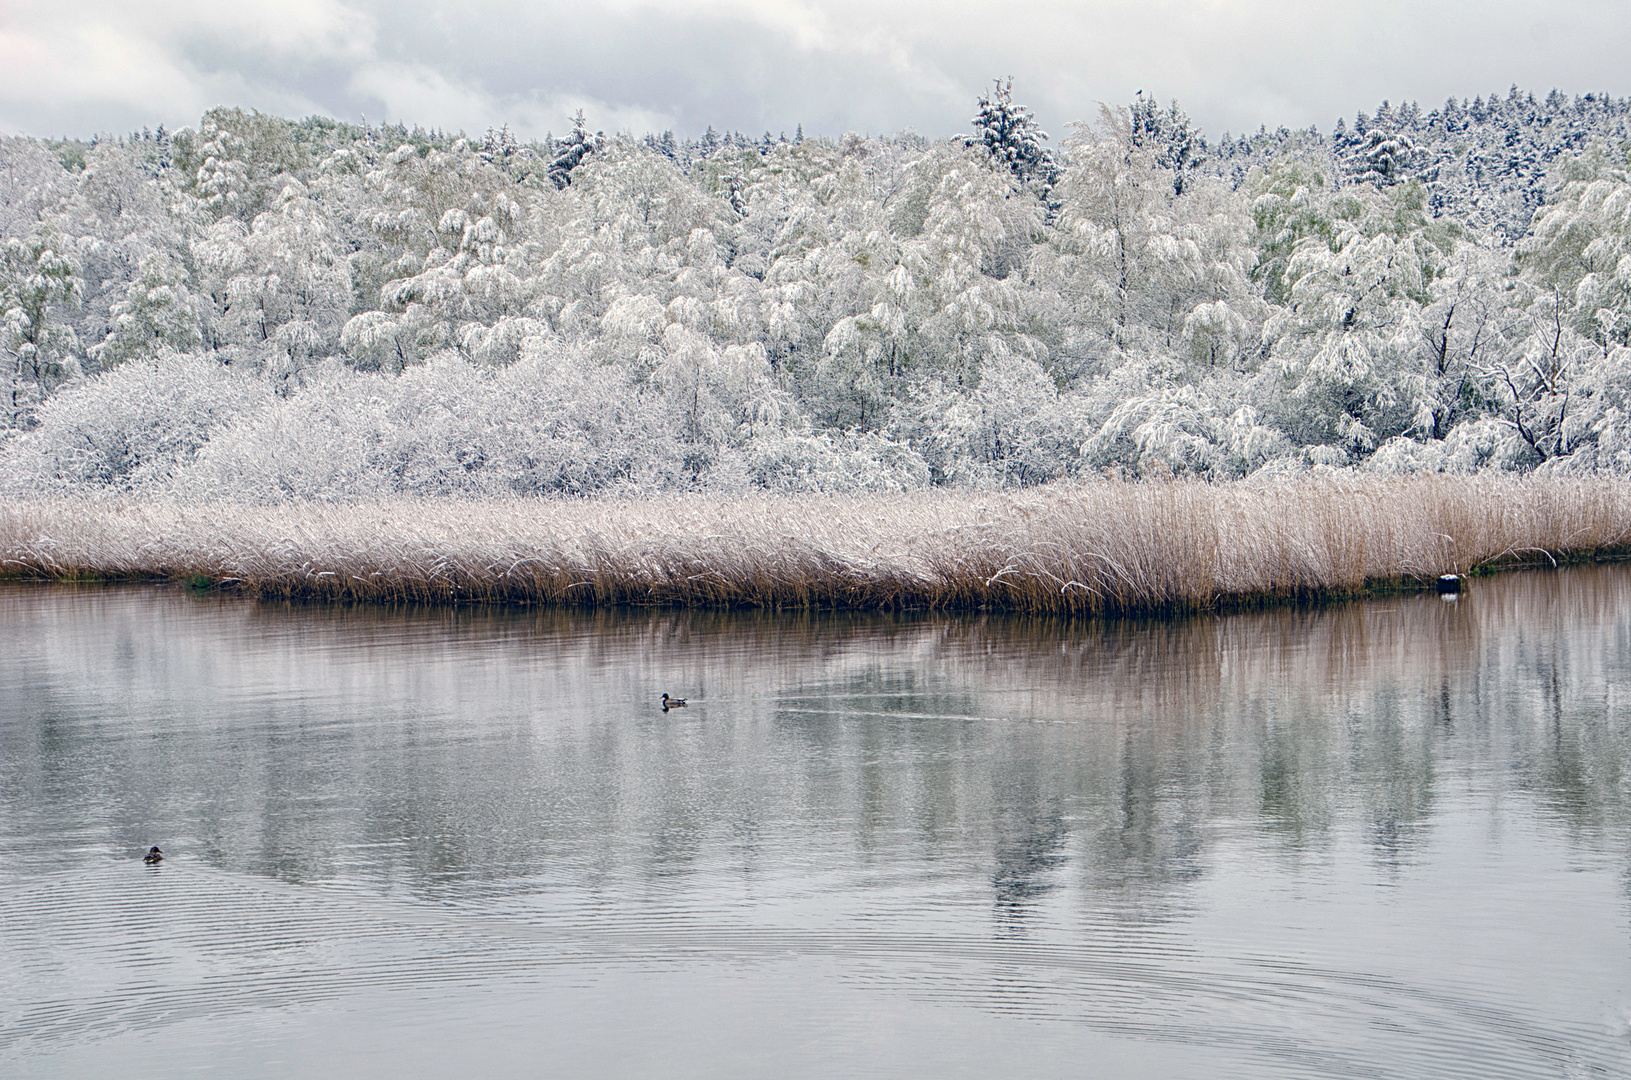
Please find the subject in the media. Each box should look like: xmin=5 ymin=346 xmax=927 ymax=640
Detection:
xmin=1 ymin=84 xmax=1630 ymax=501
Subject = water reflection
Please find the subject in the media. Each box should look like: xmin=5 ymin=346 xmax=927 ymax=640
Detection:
xmin=3 ymin=574 xmax=1630 ymax=900
xmin=1 ymin=569 xmax=1629 ymax=1077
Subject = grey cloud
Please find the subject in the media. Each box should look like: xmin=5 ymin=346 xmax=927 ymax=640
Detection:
xmin=351 ymin=2 xmax=967 ymax=138
xmin=3 ymin=0 xmax=1629 ymax=144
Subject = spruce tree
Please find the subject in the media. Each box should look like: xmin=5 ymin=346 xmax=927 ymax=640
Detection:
xmin=962 ymin=78 xmax=1061 ymax=217
xmin=1130 ymin=96 xmax=1208 ymax=196
xmin=548 ymin=112 xmax=601 ymax=190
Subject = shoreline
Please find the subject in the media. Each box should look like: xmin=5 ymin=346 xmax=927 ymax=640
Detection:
xmin=3 ymin=477 xmax=1629 ymax=617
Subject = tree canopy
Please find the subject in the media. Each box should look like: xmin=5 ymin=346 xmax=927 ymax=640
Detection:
xmin=4 ymin=86 xmax=1631 ymax=500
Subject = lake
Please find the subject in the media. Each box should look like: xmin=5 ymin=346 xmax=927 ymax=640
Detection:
xmin=1 ymin=568 xmax=1628 ymax=1078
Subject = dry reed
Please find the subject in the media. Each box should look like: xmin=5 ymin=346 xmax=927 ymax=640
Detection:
xmin=2 ymin=476 xmax=1629 ymax=615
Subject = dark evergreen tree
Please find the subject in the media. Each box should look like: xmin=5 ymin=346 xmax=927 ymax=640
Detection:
xmin=1130 ymin=96 xmax=1208 ymax=196
xmin=481 ymin=124 xmax=519 ymax=166
xmin=1347 ymin=128 xmax=1421 ymax=187
xmin=548 ymin=111 xmax=601 ymax=190
xmin=962 ymin=78 xmax=1061 ymax=216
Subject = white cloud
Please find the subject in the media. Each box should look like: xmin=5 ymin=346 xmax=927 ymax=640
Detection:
xmin=347 ymin=63 xmax=493 ymax=131
xmin=1 ymin=0 xmax=1628 ymax=141
xmin=347 ymin=61 xmax=678 ymax=141
xmin=0 ymin=0 xmax=371 ymax=134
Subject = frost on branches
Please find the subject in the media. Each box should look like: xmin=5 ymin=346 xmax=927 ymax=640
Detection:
xmin=2 ymin=88 xmax=1631 ymax=502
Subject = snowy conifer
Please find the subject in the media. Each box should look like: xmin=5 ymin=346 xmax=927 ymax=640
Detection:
xmin=1347 ymin=128 xmax=1422 ymax=187
xmin=1131 ymin=96 xmax=1208 ymax=196
xmin=548 ymin=112 xmax=602 ymax=190
xmin=962 ymin=78 xmax=1062 ymax=216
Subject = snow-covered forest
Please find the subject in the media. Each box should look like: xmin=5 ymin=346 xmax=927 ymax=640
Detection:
xmin=4 ymin=83 xmax=1631 ymax=501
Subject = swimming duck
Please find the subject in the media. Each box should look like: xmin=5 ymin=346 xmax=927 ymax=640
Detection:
xmin=143 ymin=846 xmax=163 ymax=864
xmin=661 ymin=693 xmax=687 ymax=711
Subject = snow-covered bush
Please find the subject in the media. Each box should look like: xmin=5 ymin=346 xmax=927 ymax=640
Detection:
xmin=179 ymin=346 xmax=674 ymax=501
xmin=0 ymin=351 xmax=267 ymax=493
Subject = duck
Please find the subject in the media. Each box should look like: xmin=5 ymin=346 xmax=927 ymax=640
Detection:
xmin=661 ymin=693 xmax=687 ymax=712
xmin=143 ymin=846 xmax=163 ymax=864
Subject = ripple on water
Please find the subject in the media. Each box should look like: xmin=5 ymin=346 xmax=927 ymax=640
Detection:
xmin=2 ymin=856 xmax=1622 ymax=1080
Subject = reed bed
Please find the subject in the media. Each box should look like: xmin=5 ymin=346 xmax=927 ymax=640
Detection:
xmin=2 ymin=476 xmax=1629 ymax=616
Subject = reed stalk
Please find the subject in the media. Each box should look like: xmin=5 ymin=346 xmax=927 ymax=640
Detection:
xmin=3 ymin=476 xmax=1628 ymax=616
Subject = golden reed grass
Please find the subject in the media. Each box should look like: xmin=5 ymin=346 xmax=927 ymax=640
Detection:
xmin=2 ymin=476 xmax=1629 ymax=615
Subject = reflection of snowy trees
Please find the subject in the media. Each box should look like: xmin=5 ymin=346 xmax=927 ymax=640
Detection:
xmin=272 ymin=588 xmax=1620 ymax=911
xmin=5 ymin=90 xmax=1631 ymax=498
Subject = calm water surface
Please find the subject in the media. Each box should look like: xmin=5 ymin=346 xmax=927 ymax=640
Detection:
xmin=2 ymin=568 xmax=1629 ymax=1078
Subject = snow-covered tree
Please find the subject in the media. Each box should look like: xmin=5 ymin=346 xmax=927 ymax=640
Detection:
xmin=2 ymin=350 xmax=266 ymax=492
xmin=341 ymin=141 xmax=526 ymax=371
xmin=549 ymin=113 xmax=602 ymax=190
xmin=1517 ymin=146 xmax=1631 ymax=353
xmin=1131 ymin=96 xmax=1207 ymax=196
xmin=1477 ymin=286 xmax=1614 ymax=466
xmin=2 ymin=228 xmax=81 ymax=425
xmin=170 ymin=107 xmax=307 ymax=222
xmin=1347 ymin=128 xmax=1423 ymax=188
xmin=1262 ymin=182 xmax=1454 ymax=452
xmin=963 ymin=78 xmax=1061 ymax=216
xmin=0 ymin=138 xmax=70 ymax=241
xmin=6 ymin=88 xmax=1631 ymax=498
xmin=195 ymin=179 xmax=351 ymax=383
xmin=90 ymin=252 xmax=201 ymax=368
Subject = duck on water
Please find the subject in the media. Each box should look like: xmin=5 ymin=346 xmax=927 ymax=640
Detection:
xmin=661 ymin=694 xmax=687 ymax=712
xmin=143 ymin=846 xmax=163 ymax=864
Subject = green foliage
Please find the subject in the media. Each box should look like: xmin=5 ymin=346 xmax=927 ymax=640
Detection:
xmin=91 ymin=253 xmax=201 ymax=368
xmin=1516 ymin=147 xmax=1631 ymax=352
xmin=49 ymin=140 xmax=90 ymax=174
xmin=2 ymin=228 xmax=81 ymax=424
xmin=170 ymin=108 xmax=313 ymax=220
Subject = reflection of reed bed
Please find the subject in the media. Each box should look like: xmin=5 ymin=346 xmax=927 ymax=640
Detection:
xmin=2 ymin=476 xmax=1630 ymax=614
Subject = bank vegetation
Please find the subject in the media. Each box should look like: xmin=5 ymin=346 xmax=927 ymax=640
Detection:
xmin=3 ymin=476 xmax=1628 ymax=616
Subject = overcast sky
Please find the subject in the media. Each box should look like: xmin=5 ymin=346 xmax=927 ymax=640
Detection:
xmin=3 ymin=0 xmax=1628 ymax=145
